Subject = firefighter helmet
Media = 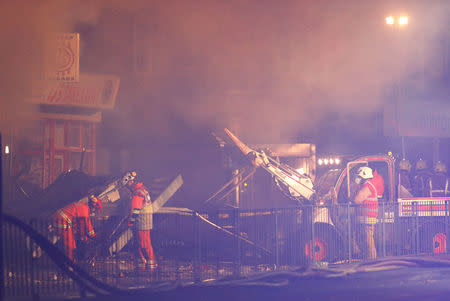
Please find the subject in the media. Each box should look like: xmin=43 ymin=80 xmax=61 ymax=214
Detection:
xmin=357 ymin=166 xmax=373 ymax=179
xmin=398 ymin=159 xmax=411 ymax=172
xmin=434 ymin=161 xmax=447 ymax=173
xmin=121 ymin=171 xmax=137 ymax=186
xmin=415 ymin=158 xmax=427 ymax=171
xmin=88 ymin=195 xmax=102 ymax=213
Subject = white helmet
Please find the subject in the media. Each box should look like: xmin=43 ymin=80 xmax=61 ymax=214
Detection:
xmin=415 ymin=158 xmax=427 ymax=171
xmin=398 ymin=159 xmax=411 ymax=172
xmin=121 ymin=171 xmax=137 ymax=186
xmin=357 ymin=166 xmax=373 ymax=179
xmin=434 ymin=161 xmax=447 ymax=173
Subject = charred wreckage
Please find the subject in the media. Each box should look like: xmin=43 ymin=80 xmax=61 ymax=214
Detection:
xmin=6 ymin=128 xmax=450 ymax=271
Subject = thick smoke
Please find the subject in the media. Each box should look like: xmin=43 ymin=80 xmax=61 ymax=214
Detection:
xmin=0 ymin=1 xmax=146 ymax=138
xmin=113 ymin=0 xmax=449 ymax=143
xmin=0 ymin=1 xmax=94 ymax=134
xmin=1 ymin=0 xmax=448 ymax=145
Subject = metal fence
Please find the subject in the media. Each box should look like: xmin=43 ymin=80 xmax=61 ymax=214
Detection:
xmin=3 ymin=201 xmax=450 ymax=299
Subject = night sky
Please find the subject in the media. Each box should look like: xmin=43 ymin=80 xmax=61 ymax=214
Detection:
xmin=0 ymin=0 xmax=448 ymax=203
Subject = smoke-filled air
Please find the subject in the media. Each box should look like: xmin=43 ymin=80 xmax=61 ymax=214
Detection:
xmin=0 ymin=0 xmax=448 ymax=144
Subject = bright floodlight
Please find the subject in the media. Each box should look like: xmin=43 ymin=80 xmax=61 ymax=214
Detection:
xmin=399 ymin=16 xmax=408 ymax=25
xmin=324 ymin=159 xmax=329 ymax=165
xmin=5 ymin=145 xmax=9 ymax=154
xmin=335 ymin=158 xmax=341 ymax=165
xmin=318 ymin=159 xmax=323 ymax=165
xmin=385 ymin=16 xmax=394 ymax=25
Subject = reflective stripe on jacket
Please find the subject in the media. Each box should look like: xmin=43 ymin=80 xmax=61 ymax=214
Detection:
xmin=358 ymin=179 xmax=378 ymax=224
xmin=52 ymin=200 xmax=96 ymax=239
xmin=130 ymin=182 xmax=153 ymax=230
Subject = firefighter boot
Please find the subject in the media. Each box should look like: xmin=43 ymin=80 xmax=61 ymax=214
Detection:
xmin=136 ymin=258 xmax=146 ymax=272
xmin=146 ymin=260 xmax=158 ymax=272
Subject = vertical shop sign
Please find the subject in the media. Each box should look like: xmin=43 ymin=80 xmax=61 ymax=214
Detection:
xmin=45 ymin=33 xmax=80 ymax=82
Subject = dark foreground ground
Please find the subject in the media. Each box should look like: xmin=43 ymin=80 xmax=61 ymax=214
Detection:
xmin=43 ymin=257 xmax=450 ymax=301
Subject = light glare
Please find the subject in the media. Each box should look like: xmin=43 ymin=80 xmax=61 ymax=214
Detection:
xmin=385 ymin=16 xmax=394 ymax=25
xmin=5 ymin=145 xmax=9 ymax=154
xmin=399 ymin=16 xmax=408 ymax=25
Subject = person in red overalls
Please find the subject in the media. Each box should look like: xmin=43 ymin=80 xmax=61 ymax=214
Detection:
xmin=121 ymin=171 xmax=157 ymax=271
xmin=51 ymin=195 xmax=102 ymax=262
xmin=353 ymin=166 xmax=380 ymax=260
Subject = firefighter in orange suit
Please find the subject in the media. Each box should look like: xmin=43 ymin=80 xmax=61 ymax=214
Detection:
xmin=52 ymin=195 xmax=102 ymax=262
xmin=353 ymin=166 xmax=380 ymax=260
xmin=122 ymin=171 xmax=157 ymax=271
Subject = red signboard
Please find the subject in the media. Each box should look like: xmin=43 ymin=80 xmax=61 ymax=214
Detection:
xmin=398 ymin=197 xmax=450 ymax=217
xmin=29 ymin=73 xmax=120 ymax=110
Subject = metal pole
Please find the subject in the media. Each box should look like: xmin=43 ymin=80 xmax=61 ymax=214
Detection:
xmin=49 ymin=120 xmax=55 ymax=184
xmin=29 ymin=221 xmax=37 ymax=300
xmin=311 ymin=205 xmax=316 ymax=264
xmin=79 ymin=147 xmax=86 ymax=172
xmin=0 ymin=132 xmax=4 ymax=301
xmin=235 ymin=208 xmax=241 ymax=277
xmin=446 ymin=200 xmax=448 ymax=254
xmin=394 ymin=193 xmax=400 ymax=256
xmin=194 ymin=212 xmax=201 ymax=283
xmin=433 ymin=138 xmax=439 ymax=165
xmin=234 ymin=169 xmax=240 ymax=208
xmin=382 ymin=202 xmax=386 ymax=257
xmin=347 ymin=203 xmax=352 ymax=262
xmin=274 ymin=210 xmax=279 ymax=269
xmin=413 ymin=201 xmax=419 ymax=254
xmin=401 ymin=136 xmax=406 ymax=159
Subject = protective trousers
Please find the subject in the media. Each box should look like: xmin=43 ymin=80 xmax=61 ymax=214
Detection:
xmin=55 ymin=225 xmax=76 ymax=261
xmin=135 ymin=230 xmax=156 ymax=270
xmin=363 ymin=224 xmax=376 ymax=260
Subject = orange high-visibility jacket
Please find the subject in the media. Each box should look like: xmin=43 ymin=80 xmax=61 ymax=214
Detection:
xmin=53 ymin=200 xmax=95 ymax=240
xmin=130 ymin=182 xmax=153 ymax=230
xmin=372 ymin=170 xmax=385 ymax=199
xmin=357 ymin=179 xmax=379 ymax=224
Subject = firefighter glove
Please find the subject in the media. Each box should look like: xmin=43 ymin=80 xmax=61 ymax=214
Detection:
xmin=128 ymin=214 xmax=137 ymax=227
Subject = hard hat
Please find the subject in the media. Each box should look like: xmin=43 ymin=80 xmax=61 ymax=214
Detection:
xmin=398 ymin=159 xmax=411 ymax=172
xmin=415 ymin=158 xmax=427 ymax=171
xmin=434 ymin=161 xmax=447 ymax=173
xmin=88 ymin=195 xmax=102 ymax=214
xmin=121 ymin=171 xmax=137 ymax=186
xmin=357 ymin=166 xmax=373 ymax=179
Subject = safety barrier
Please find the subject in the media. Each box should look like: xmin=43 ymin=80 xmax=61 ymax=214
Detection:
xmin=3 ymin=201 xmax=450 ymax=299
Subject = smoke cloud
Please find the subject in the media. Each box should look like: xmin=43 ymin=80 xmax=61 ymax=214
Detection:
xmin=112 ymin=0 xmax=449 ymax=143
xmin=1 ymin=0 xmax=448 ymax=146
